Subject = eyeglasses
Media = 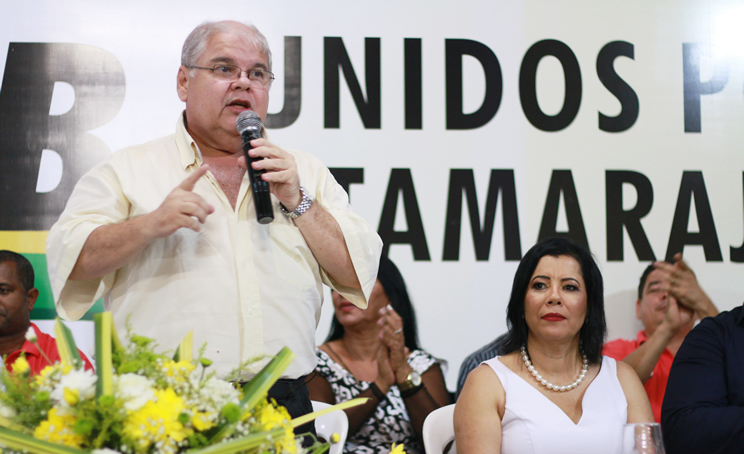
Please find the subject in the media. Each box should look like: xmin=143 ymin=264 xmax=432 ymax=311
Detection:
xmin=187 ymin=64 xmax=275 ymax=85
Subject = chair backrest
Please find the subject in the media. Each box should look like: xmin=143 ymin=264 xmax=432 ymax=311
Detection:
xmin=311 ymin=401 xmax=349 ymax=454
xmin=422 ymin=404 xmax=457 ymax=454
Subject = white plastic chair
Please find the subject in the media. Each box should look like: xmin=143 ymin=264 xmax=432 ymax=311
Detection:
xmin=312 ymin=401 xmax=349 ymax=454
xmin=422 ymin=404 xmax=457 ymax=454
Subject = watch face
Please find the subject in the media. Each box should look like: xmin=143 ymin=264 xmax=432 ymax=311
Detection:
xmin=411 ymin=371 xmax=422 ymax=387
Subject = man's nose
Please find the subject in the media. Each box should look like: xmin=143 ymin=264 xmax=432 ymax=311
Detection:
xmin=232 ymin=72 xmax=253 ymax=89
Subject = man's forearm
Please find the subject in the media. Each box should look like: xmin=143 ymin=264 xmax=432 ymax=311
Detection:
xmin=695 ymin=296 xmax=718 ymax=319
xmin=69 ymin=166 xmax=214 ymax=282
xmin=293 ymin=203 xmax=361 ymax=290
xmin=622 ymin=326 xmax=674 ymax=384
xmin=68 ymin=216 xmax=157 ymax=281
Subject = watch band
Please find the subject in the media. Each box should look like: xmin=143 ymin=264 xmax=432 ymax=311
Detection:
xmin=279 ymin=186 xmax=314 ymax=219
xmin=399 ymin=383 xmax=424 ymax=399
xmin=369 ymin=382 xmax=386 ymax=402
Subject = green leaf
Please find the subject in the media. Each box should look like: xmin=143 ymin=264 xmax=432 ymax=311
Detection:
xmin=239 ymin=347 xmax=295 ymax=411
xmin=173 ymin=331 xmax=194 ymax=362
xmin=109 ymin=317 xmax=124 ymax=353
xmin=210 ymin=347 xmax=295 ymax=442
xmin=291 ymin=397 xmax=368 ymax=428
xmin=188 ymin=428 xmax=284 ymax=454
xmin=0 ymin=426 xmax=88 ymax=454
xmin=94 ymin=312 xmax=113 ymax=397
xmin=0 ymin=414 xmax=28 ymax=433
xmin=54 ymin=318 xmax=81 ymax=369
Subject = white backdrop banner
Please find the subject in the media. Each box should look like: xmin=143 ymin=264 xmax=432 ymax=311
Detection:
xmin=1 ymin=0 xmax=743 ymax=389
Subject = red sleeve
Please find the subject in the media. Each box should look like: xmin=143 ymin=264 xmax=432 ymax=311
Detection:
xmin=602 ymin=338 xmax=637 ymax=361
xmin=78 ymin=349 xmax=95 ymax=372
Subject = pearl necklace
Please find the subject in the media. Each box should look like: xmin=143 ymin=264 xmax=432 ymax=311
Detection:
xmin=521 ymin=346 xmax=588 ymax=392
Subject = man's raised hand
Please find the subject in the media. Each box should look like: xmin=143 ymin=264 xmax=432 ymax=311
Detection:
xmin=147 ymin=165 xmax=215 ymax=238
xmin=654 ymin=253 xmax=718 ymax=319
xmin=238 ymin=138 xmax=302 ymax=211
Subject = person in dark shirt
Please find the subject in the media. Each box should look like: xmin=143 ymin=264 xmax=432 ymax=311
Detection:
xmin=661 ymin=305 xmax=744 ymax=454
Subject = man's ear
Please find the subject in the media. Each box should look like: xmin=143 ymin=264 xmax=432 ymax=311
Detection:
xmin=635 ymin=299 xmax=642 ymax=320
xmin=26 ymin=288 xmax=38 ymax=312
xmin=177 ymin=66 xmax=190 ymax=102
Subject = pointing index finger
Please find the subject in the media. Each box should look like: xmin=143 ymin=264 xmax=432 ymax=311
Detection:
xmin=180 ymin=165 xmax=210 ymax=191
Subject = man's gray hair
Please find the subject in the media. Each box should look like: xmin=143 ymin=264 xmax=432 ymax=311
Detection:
xmin=181 ymin=21 xmax=272 ymax=74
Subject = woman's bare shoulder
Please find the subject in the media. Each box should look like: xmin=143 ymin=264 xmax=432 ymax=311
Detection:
xmin=460 ymin=359 xmax=506 ymax=403
xmin=614 ymin=357 xmax=639 ymax=383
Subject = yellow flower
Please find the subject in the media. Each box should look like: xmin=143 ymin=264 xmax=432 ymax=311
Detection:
xmin=36 ymin=363 xmax=74 ymax=386
xmin=36 ymin=365 xmax=55 ymax=382
xmin=11 ymin=356 xmax=29 ymax=374
xmin=33 ymin=408 xmax=85 ymax=448
xmin=160 ymin=360 xmax=195 ymax=381
xmin=390 ymin=443 xmax=407 ymax=454
xmin=253 ymin=400 xmax=297 ymax=454
xmin=123 ymin=387 xmax=193 ymax=453
xmin=330 ymin=433 xmax=341 ymax=444
xmin=191 ymin=411 xmax=216 ymax=431
xmin=63 ymin=388 xmax=80 ymax=406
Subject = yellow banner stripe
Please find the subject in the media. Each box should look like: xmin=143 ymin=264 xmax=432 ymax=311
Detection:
xmin=0 ymin=231 xmax=49 ymax=254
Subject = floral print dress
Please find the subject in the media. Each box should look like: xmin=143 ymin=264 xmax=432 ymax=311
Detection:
xmin=314 ymin=348 xmax=439 ymax=454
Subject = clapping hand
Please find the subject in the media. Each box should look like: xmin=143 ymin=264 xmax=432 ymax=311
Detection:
xmin=654 ymin=253 xmax=717 ymax=319
xmin=661 ymin=296 xmax=694 ymax=334
xmin=378 ymin=304 xmax=411 ymax=383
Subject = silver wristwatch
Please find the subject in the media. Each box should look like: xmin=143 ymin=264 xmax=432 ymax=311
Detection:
xmin=279 ymin=186 xmax=314 ymax=219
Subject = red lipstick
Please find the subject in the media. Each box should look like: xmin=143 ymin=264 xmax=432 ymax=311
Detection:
xmin=542 ymin=313 xmax=566 ymax=321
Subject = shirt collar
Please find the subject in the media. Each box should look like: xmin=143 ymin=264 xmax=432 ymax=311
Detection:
xmin=176 ymin=110 xmax=270 ymax=168
xmin=176 ymin=111 xmax=203 ymax=170
xmin=636 ymin=330 xmax=649 ymax=343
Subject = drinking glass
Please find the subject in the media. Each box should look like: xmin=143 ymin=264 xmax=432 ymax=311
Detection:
xmin=622 ymin=423 xmax=666 ymax=454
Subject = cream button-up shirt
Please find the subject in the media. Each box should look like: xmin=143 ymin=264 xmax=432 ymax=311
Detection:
xmin=46 ymin=115 xmax=382 ymax=379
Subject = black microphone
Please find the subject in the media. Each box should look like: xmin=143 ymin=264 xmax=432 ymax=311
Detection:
xmin=236 ymin=110 xmax=274 ymax=224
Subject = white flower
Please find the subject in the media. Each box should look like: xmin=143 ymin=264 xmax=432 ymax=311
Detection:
xmin=25 ymin=327 xmax=37 ymax=343
xmin=199 ymin=376 xmax=240 ymax=411
xmin=50 ymin=368 xmax=97 ymax=414
xmin=0 ymin=403 xmax=17 ymax=419
xmin=92 ymin=449 xmax=122 ymax=454
xmin=115 ymin=373 xmax=155 ymax=411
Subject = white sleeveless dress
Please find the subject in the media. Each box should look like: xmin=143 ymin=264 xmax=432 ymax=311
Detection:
xmin=484 ymin=355 xmax=627 ymax=454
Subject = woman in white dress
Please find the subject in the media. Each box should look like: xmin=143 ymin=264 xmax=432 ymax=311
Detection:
xmin=455 ymin=238 xmax=653 ymax=454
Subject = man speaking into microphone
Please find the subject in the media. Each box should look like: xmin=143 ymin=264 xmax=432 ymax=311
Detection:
xmin=46 ymin=20 xmax=382 ymax=429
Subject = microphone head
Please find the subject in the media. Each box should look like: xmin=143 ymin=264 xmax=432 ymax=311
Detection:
xmin=236 ymin=110 xmax=262 ymax=135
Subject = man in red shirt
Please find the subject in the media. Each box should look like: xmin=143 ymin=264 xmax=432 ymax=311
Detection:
xmin=603 ymin=253 xmax=718 ymax=422
xmin=0 ymin=250 xmax=93 ymax=374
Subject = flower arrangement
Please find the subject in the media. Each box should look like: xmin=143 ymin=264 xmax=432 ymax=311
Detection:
xmin=0 ymin=313 xmax=363 ymax=454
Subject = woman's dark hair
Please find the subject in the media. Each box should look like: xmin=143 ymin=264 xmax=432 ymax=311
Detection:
xmin=501 ymin=238 xmax=606 ymax=364
xmin=325 ymin=256 xmax=420 ymax=351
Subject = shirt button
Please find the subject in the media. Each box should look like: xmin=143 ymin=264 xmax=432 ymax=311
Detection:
xmin=248 ymin=308 xmax=254 ymax=315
